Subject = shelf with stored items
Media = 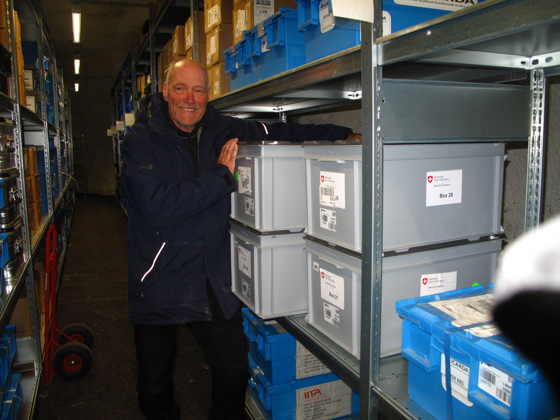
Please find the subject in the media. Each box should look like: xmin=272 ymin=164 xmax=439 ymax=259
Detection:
xmin=0 ymin=0 xmax=75 ymax=418
xmin=214 ymin=0 xmax=560 ymax=419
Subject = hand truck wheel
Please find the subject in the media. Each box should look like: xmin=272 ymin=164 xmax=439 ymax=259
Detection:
xmin=53 ymin=342 xmax=93 ymax=380
xmin=57 ymin=323 xmax=95 ymax=348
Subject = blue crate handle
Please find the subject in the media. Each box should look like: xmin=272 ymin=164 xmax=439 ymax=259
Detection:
xmin=266 ymin=12 xmax=286 ymax=49
xmin=297 ymin=0 xmax=320 ymax=31
xmin=224 ymin=47 xmax=238 ymax=75
xmin=244 ymin=28 xmax=262 ymax=59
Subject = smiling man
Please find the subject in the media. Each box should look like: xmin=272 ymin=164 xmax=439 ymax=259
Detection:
xmin=121 ymin=58 xmax=358 ymax=420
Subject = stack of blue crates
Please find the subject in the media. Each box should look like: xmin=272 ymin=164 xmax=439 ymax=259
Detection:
xmin=0 ymin=325 xmax=22 ymax=420
xmin=242 ymin=308 xmax=359 ymax=419
xmin=224 ymin=38 xmax=255 ymax=91
xmin=396 ymin=285 xmax=559 ymax=420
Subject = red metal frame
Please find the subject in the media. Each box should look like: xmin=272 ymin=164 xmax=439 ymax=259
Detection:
xmin=43 ymin=224 xmax=58 ymax=385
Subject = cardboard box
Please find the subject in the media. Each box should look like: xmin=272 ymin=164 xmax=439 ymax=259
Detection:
xmin=204 ymin=0 xmax=233 ymax=33
xmin=172 ymin=25 xmax=187 ymax=58
xmin=23 ymin=146 xmax=38 ymax=176
xmin=185 ymin=11 xmax=206 ymax=50
xmin=208 ymin=61 xmax=230 ymax=100
xmin=233 ymin=0 xmax=296 ymax=44
xmin=9 ymin=297 xmax=31 ymax=338
xmin=206 ymin=24 xmax=233 ymax=67
xmin=185 ymin=44 xmax=207 ymax=66
xmin=23 ymin=69 xmax=34 ymax=91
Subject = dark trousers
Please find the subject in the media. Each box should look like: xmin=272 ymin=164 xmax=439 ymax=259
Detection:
xmin=133 ymin=294 xmax=249 ymax=420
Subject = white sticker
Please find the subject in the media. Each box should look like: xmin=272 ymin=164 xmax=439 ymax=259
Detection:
xmin=320 ymin=268 xmax=345 ymax=310
xmin=420 ymin=271 xmax=457 ymax=296
xmin=394 ymin=0 xmax=478 ymax=12
xmin=426 ymin=169 xmax=462 ymax=207
xmin=319 ymin=171 xmax=346 ymax=209
xmin=429 ymin=294 xmax=494 ymax=328
xmin=319 ymin=0 xmax=336 ymax=33
xmin=260 ymin=36 xmax=270 ymax=53
xmin=254 ymin=1 xmax=274 ymax=25
xmin=382 ymin=10 xmax=391 ymax=35
xmin=320 ymin=208 xmax=337 ymax=232
xmin=237 ymin=245 xmax=252 ymax=278
xmin=313 ymin=262 xmax=320 ymax=271
xmin=237 ymin=166 xmax=252 ymax=194
xmin=207 ymin=4 xmax=221 ymax=27
xmin=441 ymin=355 xmax=473 ymax=407
xmin=478 ymin=362 xmax=513 ymax=407
xmin=323 ymin=302 xmax=340 ymax=327
xmin=241 ymin=279 xmax=252 ymax=299
xmin=296 ymin=379 xmax=352 ymax=420
xmin=295 ymin=341 xmax=331 ymax=379
xmin=244 ymin=197 xmax=255 ymax=216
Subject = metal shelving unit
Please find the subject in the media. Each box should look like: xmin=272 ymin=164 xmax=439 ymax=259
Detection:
xmin=212 ymin=0 xmax=559 ymax=418
xmin=0 ymin=0 xmax=75 ymax=418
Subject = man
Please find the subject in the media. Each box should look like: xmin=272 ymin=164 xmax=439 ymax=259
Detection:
xmin=121 ymin=59 xmax=359 ymax=420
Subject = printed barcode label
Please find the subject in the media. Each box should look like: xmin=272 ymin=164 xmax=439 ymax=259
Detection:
xmin=319 ymin=171 xmax=346 ymax=209
xmin=323 ymin=302 xmax=340 ymax=327
xmin=478 ymin=362 xmax=512 ymax=407
xmin=321 ymin=186 xmax=335 ymax=196
xmin=320 ymin=208 xmax=337 ymax=232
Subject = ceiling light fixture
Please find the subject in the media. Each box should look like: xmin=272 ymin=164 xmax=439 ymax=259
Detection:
xmin=75 ymin=82 xmax=79 ymax=92
xmin=72 ymin=3 xmax=81 ymax=43
xmin=74 ymin=57 xmax=80 ymax=74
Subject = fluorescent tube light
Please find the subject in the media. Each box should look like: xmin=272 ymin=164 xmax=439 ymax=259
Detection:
xmin=74 ymin=58 xmax=80 ymax=74
xmin=75 ymin=82 xmax=79 ymax=92
xmin=72 ymin=5 xmax=81 ymax=43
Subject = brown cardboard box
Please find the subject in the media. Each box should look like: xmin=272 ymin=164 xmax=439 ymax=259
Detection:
xmin=208 ymin=61 xmax=230 ymax=100
xmin=205 ymin=24 xmax=233 ymax=67
xmin=172 ymin=25 xmax=187 ymax=58
xmin=185 ymin=11 xmax=206 ymax=50
xmin=24 ymin=146 xmax=38 ymax=176
xmin=9 ymin=297 xmax=32 ymax=338
xmin=185 ymin=44 xmax=207 ymax=67
xmin=204 ymin=0 xmax=233 ymax=33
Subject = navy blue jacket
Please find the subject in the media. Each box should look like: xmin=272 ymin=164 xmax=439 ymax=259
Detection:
xmin=121 ymin=93 xmax=352 ymax=325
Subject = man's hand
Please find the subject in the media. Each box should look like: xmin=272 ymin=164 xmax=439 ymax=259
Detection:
xmin=218 ymin=138 xmax=239 ymax=174
xmin=345 ymin=132 xmax=362 ymax=141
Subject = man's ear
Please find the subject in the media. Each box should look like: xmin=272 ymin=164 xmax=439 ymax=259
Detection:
xmin=162 ymin=83 xmax=168 ymax=101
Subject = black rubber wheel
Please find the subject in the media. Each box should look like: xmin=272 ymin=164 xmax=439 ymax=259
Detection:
xmin=58 ymin=323 xmax=94 ymax=348
xmin=53 ymin=342 xmax=93 ymax=380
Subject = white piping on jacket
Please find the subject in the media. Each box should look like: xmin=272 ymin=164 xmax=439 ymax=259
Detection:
xmin=140 ymin=242 xmax=166 ymax=283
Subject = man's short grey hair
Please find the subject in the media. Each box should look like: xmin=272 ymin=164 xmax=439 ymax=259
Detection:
xmin=165 ymin=58 xmax=209 ymax=90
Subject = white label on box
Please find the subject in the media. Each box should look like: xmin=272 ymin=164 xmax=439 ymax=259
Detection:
xmin=235 ymin=10 xmax=247 ymax=37
xmin=478 ymin=362 xmax=513 ymax=407
xmin=420 ymin=271 xmax=457 ymax=296
xmin=208 ymin=4 xmax=221 ymax=27
xmin=426 ymin=169 xmax=462 ymax=207
xmin=394 ymin=0 xmax=478 ymax=12
xmin=319 ymin=208 xmax=337 ymax=232
xmin=244 ymin=197 xmax=255 ymax=216
xmin=441 ymin=355 xmax=473 ymax=406
xmin=382 ymin=10 xmax=391 ymax=35
xmin=237 ymin=166 xmax=252 ymax=194
xmin=323 ymin=302 xmax=340 ymax=327
xmin=237 ymin=245 xmax=252 ymax=278
xmin=319 ymin=0 xmax=336 ymax=33
xmin=255 ymin=1 xmax=275 ymax=25
xmin=295 ymin=341 xmax=331 ymax=379
xmin=320 ymin=268 xmax=344 ymax=309
xmin=319 ymin=171 xmax=346 ymax=209
xmin=241 ymin=278 xmax=252 ymax=299
xmin=296 ymin=379 xmax=352 ymax=420
xmin=260 ymin=35 xmax=270 ymax=53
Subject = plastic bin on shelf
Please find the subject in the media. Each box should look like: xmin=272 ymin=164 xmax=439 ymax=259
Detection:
xmin=295 ymin=0 xmax=361 ymax=63
xmin=242 ymin=308 xmax=330 ymax=385
xmin=396 ymin=285 xmax=559 ymax=420
xmin=250 ymin=8 xmax=306 ymax=82
xmin=225 ymin=38 xmax=255 ymax=91
xmin=248 ymin=362 xmax=359 ymax=420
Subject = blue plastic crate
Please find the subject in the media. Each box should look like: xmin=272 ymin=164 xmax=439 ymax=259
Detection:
xmin=250 ymin=8 xmax=306 ymax=82
xmin=396 ymin=285 xmax=560 ymax=420
xmin=242 ymin=308 xmax=331 ymax=385
xmin=224 ymin=40 xmax=255 ymax=91
xmin=249 ymin=363 xmax=359 ymax=420
xmin=0 ymin=175 xmax=17 ymax=210
xmin=295 ymin=0 xmax=361 ymax=63
xmin=0 ymin=225 xmax=22 ymax=268
xmin=0 ymin=373 xmax=22 ymax=420
xmin=0 ymin=326 xmax=16 ymax=364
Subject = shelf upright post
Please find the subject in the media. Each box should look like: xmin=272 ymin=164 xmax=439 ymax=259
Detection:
xmin=190 ymin=0 xmax=200 ymax=62
xmin=524 ymin=68 xmax=546 ymax=231
xmin=360 ymin=0 xmax=384 ymax=417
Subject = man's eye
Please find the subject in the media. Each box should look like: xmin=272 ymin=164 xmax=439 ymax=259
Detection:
xmin=194 ymin=89 xmax=205 ymax=95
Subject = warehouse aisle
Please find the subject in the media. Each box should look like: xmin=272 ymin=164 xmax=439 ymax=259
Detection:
xmin=34 ymin=195 xmax=211 ymax=419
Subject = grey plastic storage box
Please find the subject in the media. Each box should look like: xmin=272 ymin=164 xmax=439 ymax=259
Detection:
xmin=304 ymin=142 xmax=505 ymax=253
xmin=232 ymin=142 xmax=306 ymax=232
xmin=305 ymin=237 xmax=502 ymax=358
xmin=230 ymin=222 xmax=307 ymax=319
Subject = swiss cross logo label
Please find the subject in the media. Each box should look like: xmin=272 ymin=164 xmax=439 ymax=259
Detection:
xmin=321 ymin=175 xmax=325 ymax=182
xmin=422 ymin=277 xmax=428 ymax=285
xmin=321 ymin=271 xmax=325 ymax=279
xmin=427 ymin=176 xmax=433 ymax=183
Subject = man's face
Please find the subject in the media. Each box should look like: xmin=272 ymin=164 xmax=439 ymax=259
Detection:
xmin=163 ymin=61 xmax=209 ymax=132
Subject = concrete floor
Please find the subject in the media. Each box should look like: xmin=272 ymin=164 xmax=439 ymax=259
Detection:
xmin=34 ymin=194 xmax=212 ymax=419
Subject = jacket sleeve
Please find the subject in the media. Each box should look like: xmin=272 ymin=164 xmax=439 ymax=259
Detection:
xmin=121 ymin=127 xmax=236 ymax=229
